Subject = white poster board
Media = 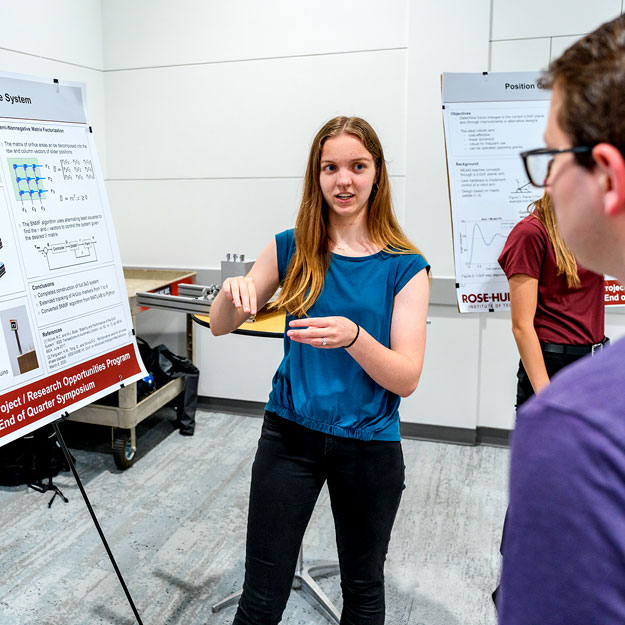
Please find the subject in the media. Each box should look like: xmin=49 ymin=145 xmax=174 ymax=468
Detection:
xmin=442 ymin=72 xmax=548 ymax=313
xmin=0 ymin=72 xmax=146 ymax=446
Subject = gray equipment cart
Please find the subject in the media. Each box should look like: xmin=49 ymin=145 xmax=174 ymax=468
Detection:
xmin=69 ymin=268 xmax=196 ymax=469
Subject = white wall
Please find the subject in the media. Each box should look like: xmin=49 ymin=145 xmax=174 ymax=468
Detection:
xmin=401 ymin=0 xmax=492 ymax=430
xmin=100 ymin=0 xmax=624 ymax=433
xmin=0 ymin=1 xmax=107 ymax=173
xmin=472 ymin=0 xmax=624 ymax=429
xmin=3 ymin=1 xmax=619 ymax=434
xmin=102 ymin=0 xmax=409 ymax=269
xmin=100 ymin=0 xmax=414 ymax=408
xmin=406 ymin=0 xmax=624 ymax=432
xmin=490 ymin=0 xmax=622 ymax=71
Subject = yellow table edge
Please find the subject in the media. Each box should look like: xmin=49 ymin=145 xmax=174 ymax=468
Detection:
xmin=192 ymin=309 xmax=286 ymax=338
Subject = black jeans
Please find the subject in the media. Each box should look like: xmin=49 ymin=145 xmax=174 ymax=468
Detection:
xmin=515 ymin=350 xmax=587 ymax=409
xmin=493 ymin=348 xmax=592 ymax=609
xmin=501 ymin=351 xmax=587 ymax=556
xmin=233 ymin=412 xmax=405 ymax=625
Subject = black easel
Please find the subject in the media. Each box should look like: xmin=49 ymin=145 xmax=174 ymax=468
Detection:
xmin=26 ymin=426 xmax=70 ymax=508
xmin=52 ymin=420 xmax=144 ymax=625
xmin=28 ymin=475 xmax=69 ymax=508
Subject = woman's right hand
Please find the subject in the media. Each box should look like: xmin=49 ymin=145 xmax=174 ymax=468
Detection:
xmin=210 ymin=240 xmax=278 ymax=336
xmin=222 ymin=276 xmax=257 ymax=316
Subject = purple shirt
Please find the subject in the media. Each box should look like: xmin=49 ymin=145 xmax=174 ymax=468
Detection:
xmin=500 ymin=337 xmax=625 ymax=624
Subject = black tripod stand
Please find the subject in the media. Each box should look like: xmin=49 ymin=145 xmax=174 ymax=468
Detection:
xmin=28 ymin=475 xmax=69 ymax=507
xmin=23 ymin=426 xmax=70 ymax=508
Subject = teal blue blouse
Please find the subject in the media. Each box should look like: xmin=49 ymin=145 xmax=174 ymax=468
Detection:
xmin=266 ymin=229 xmax=429 ymax=441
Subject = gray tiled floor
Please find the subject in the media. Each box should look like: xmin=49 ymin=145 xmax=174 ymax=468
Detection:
xmin=0 ymin=410 xmax=508 ymax=624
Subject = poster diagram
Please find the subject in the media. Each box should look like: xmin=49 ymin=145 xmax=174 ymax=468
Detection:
xmin=8 ymin=158 xmax=47 ymax=203
xmin=37 ymin=238 xmax=97 ymax=270
xmin=442 ymin=72 xmax=548 ymax=312
xmin=0 ymin=72 xmax=145 ymax=447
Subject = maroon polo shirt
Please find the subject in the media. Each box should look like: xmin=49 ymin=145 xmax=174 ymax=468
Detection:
xmin=498 ymin=214 xmax=604 ymax=345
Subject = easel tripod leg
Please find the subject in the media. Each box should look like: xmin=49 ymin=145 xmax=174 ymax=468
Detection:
xmin=52 ymin=421 xmax=144 ymax=625
xmin=211 ymin=589 xmax=243 ymax=613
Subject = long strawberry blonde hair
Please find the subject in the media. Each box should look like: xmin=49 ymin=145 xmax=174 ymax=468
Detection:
xmin=532 ymin=192 xmax=580 ymax=288
xmin=271 ymin=116 xmax=426 ymax=317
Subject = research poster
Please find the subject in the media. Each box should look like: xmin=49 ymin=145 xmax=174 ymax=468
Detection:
xmin=443 ymin=72 xmax=547 ymax=313
xmin=0 ymin=72 xmax=145 ymax=447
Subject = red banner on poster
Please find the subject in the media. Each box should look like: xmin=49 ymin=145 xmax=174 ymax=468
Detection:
xmin=605 ymin=279 xmax=625 ymax=306
xmin=0 ymin=344 xmax=141 ymax=442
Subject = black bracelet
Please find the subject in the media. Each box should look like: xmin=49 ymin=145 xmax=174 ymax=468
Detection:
xmin=344 ymin=323 xmax=360 ymax=348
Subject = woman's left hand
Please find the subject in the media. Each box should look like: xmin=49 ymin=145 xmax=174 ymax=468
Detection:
xmin=287 ymin=316 xmax=358 ymax=349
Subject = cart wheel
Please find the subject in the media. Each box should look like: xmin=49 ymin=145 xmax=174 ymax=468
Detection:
xmin=113 ymin=430 xmax=136 ymax=469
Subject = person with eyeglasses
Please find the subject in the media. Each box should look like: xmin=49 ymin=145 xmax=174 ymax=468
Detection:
xmin=491 ymin=191 xmax=606 ymax=609
xmin=498 ymin=15 xmax=625 ymax=625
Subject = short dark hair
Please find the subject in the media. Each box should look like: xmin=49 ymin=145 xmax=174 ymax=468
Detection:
xmin=541 ymin=15 xmax=625 ymax=167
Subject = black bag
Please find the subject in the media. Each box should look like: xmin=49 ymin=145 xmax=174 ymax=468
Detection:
xmin=136 ymin=337 xmax=157 ymax=399
xmin=0 ymin=425 xmax=70 ymax=486
xmin=137 ymin=338 xmax=200 ymax=436
xmin=153 ymin=344 xmax=200 ymax=435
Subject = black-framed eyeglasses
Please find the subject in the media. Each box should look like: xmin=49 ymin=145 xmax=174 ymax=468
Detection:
xmin=520 ymin=146 xmax=593 ymax=188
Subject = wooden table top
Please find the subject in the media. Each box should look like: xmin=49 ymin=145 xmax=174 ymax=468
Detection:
xmin=192 ymin=308 xmax=286 ymax=338
xmin=123 ymin=268 xmax=196 ymax=298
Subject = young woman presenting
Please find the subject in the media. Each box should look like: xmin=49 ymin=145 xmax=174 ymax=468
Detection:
xmin=210 ymin=116 xmax=429 ymax=625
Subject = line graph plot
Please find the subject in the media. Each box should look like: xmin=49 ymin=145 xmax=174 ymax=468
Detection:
xmin=459 ymin=219 xmax=516 ymax=269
